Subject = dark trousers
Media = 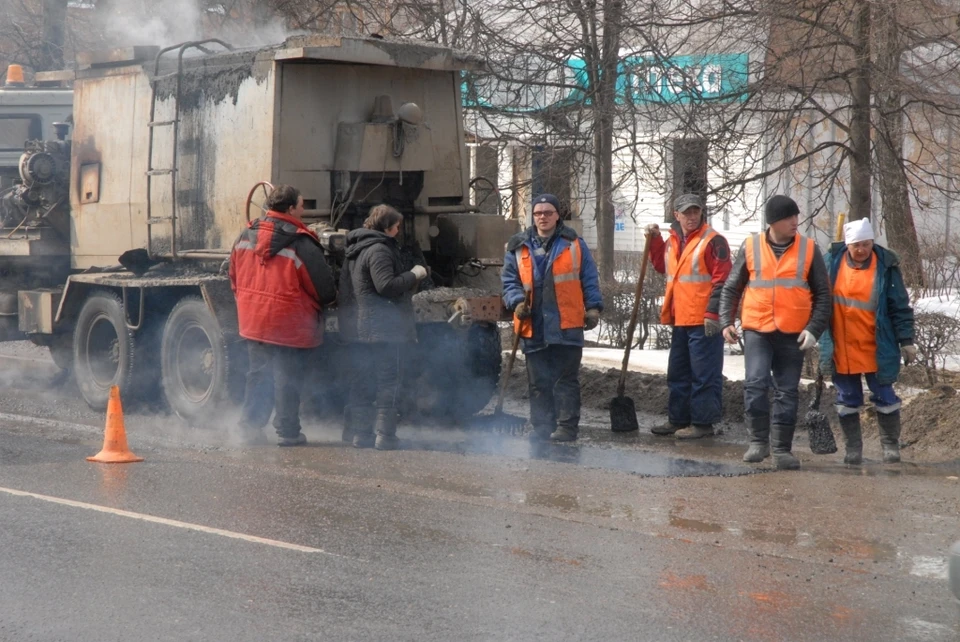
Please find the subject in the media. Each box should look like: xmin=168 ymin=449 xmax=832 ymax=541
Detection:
xmin=239 ymin=341 xmax=309 ymax=438
xmin=526 ymin=345 xmax=582 ymax=436
xmin=346 ymin=342 xmax=403 ymax=416
xmin=743 ymin=330 xmax=805 ymax=426
xmin=667 ymin=325 xmax=724 ymax=426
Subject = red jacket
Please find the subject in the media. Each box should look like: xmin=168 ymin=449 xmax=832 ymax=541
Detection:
xmin=229 ymin=211 xmax=337 ymax=348
xmin=649 ymin=220 xmax=731 ymax=322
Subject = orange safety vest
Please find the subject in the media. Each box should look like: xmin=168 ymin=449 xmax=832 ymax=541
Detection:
xmin=661 ymin=225 xmax=718 ymax=325
xmin=741 ymin=232 xmax=815 ymax=334
xmin=514 ymin=241 xmax=585 ymax=338
xmin=831 ymin=253 xmax=879 ymax=374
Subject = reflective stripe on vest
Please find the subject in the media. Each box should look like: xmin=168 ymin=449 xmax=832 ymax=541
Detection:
xmin=741 ymin=233 xmax=815 ymax=333
xmin=832 ymin=253 xmax=879 ymax=374
xmin=661 ymin=226 xmax=717 ymax=325
xmin=514 ymin=240 xmax=586 ymax=338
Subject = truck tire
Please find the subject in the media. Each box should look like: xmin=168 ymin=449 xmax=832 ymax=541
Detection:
xmin=416 ymin=323 xmax=502 ymax=421
xmin=72 ymin=291 xmax=153 ymax=410
xmin=160 ymin=296 xmax=238 ymax=422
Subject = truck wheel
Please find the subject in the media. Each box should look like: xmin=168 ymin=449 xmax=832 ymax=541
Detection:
xmin=160 ymin=296 xmax=236 ymax=422
xmin=72 ymin=292 xmax=149 ymax=410
xmin=415 ymin=323 xmax=502 ymax=421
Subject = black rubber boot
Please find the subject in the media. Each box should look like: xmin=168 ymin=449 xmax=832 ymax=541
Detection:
xmin=374 ymin=409 xmax=399 ymax=451
xmin=351 ymin=406 xmax=376 ymax=449
xmin=877 ymin=411 xmax=902 ymax=463
xmin=742 ymin=415 xmax=770 ymax=462
xmin=838 ymin=412 xmax=863 ymax=465
xmin=771 ymin=424 xmax=800 ymax=470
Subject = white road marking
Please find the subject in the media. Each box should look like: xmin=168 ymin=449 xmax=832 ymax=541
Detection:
xmin=0 ymin=485 xmax=338 ymax=556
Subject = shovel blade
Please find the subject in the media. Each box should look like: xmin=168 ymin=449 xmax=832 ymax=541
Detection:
xmin=610 ymin=395 xmax=639 ymax=432
xmin=805 ymin=411 xmax=838 ymax=454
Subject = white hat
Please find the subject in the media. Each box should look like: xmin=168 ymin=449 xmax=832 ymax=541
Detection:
xmin=844 ymin=218 xmax=874 ymax=244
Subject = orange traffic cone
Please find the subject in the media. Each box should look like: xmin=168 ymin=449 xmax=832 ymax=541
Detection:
xmin=87 ymin=386 xmax=144 ymax=463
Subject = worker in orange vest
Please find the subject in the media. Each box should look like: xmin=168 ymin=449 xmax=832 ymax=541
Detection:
xmin=502 ymin=194 xmax=603 ymax=442
xmin=719 ymin=195 xmax=832 ymax=469
xmin=645 ymin=193 xmax=732 ymax=439
xmin=818 ymin=218 xmax=915 ymax=464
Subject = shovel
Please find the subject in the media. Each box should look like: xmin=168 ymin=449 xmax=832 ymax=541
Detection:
xmin=610 ymin=231 xmax=654 ymax=432
xmin=473 ymin=299 xmax=528 ymax=434
xmin=805 ymin=373 xmax=838 ymax=454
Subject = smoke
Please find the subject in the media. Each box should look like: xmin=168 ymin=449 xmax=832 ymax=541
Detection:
xmin=97 ymin=0 xmax=301 ymax=50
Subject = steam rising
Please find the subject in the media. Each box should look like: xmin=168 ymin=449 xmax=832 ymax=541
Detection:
xmin=98 ymin=0 xmax=301 ymax=49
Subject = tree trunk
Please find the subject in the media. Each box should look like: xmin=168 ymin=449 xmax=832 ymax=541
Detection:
xmin=873 ymin=1 xmax=923 ymax=286
xmin=592 ymin=0 xmax=623 ymax=284
xmin=39 ymin=0 xmax=69 ymax=71
xmin=848 ymin=0 xmax=872 ymax=221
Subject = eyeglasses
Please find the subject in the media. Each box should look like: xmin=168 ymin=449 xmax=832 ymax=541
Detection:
xmin=533 ymin=210 xmax=557 ymax=218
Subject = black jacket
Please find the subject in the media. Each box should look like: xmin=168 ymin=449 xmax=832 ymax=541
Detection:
xmin=339 ymin=228 xmax=418 ymax=343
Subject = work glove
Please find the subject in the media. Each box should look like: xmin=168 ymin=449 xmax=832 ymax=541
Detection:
xmin=584 ymin=309 xmax=600 ymax=330
xmin=797 ymin=330 xmax=817 ymax=351
xmin=901 ymin=344 xmax=918 ymax=365
xmin=704 ymin=318 xmax=721 ymax=337
xmin=513 ymin=301 xmax=531 ymax=320
xmin=410 ymin=265 xmax=428 ymax=281
xmin=721 ymin=325 xmax=739 ymax=344
xmin=645 ymin=223 xmax=661 ymax=236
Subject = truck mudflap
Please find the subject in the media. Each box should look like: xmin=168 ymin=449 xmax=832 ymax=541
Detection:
xmin=54 ymin=271 xmax=234 ymax=330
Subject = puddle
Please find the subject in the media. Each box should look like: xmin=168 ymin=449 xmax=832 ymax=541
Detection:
xmin=398 ymin=433 xmax=762 ymax=477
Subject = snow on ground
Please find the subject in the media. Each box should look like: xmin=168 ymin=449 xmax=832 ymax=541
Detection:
xmin=915 ymin=294 xmax=960 ymax=317
xmin=579 ymin=347 xmax=748 ymax=381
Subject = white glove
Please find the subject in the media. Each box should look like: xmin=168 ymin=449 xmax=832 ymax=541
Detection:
xmin=901 ymin=344 xmax=918 ymax=365
xmin=645 ymin=223 xmax=661 ymax=236
xmin=797 ymin=330 xmax=817 ymax=351
xmin=410 ymin=265 xmax=428 ymax=280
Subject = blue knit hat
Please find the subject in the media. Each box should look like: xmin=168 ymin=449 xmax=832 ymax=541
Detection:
xmin=533 ymin=193 xmax=561 ymax=212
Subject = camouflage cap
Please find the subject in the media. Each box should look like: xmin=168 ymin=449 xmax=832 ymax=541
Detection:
xmin=674 ymin=193 xmax=705 ymax=213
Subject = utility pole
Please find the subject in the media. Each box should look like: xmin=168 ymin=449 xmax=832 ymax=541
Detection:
xmin=39 ymin=0 xmax=69 ymax=71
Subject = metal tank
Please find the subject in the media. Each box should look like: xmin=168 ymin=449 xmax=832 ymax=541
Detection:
xmin=1 ymin=37 xmax=517 ymax=421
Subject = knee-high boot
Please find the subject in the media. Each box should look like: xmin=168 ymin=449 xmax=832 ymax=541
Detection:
xmin=837 ymin=412 xmax=863 ymax=465
xmin=877 ymin=410 xmax=901 ymax=463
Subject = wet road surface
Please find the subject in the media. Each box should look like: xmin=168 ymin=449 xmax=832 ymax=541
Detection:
xmin=1 ymin=360 xmax=959 ymax=640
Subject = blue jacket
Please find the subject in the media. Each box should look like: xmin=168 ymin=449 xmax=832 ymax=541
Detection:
xmin=501 ymin=225 xmax=603 ymax=354
xmin=819 ymin=242 xmax=914 ymax=384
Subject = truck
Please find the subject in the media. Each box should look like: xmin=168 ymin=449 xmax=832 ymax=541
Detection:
xmin=0 ymin=36 xmax=517 ymax=423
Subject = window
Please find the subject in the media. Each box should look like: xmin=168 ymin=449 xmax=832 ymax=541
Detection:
xmin=0 ymin=116 xmax=41 ymax=151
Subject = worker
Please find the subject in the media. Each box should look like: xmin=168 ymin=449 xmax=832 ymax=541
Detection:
xmin=230 ymin=184 xmax=337 ymax=446
xmin=719 ymin=195 xmax=831 ymax=469
xmin=501 ymin=194 xmax=603 ymax=442
xmin=819 ymin=218 xmax=915 ymax=464
xmin=339 ymin=204 xmax=429 ymax=450
xmin=645 ymin=193 xmax=732 ymax=439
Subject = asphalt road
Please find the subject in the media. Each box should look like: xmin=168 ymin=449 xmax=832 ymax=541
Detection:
xmin=1 ymin=363 xmax=959 ymax=640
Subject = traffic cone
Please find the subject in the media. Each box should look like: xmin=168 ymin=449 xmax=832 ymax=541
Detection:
xmin=87 ymin=386 xmax=144 ymax=463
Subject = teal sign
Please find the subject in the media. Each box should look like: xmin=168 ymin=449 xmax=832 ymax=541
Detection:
xmin=464 ymin=52 xmax=749 ymax=110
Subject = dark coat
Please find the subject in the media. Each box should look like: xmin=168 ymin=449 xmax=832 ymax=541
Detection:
xmin=339 ymin=228 xmax=418 ymax=344
xmin=819 ymin=242 xmax=914 ymax=384
xmin=501 ymin=224 xmax=603 ymax=354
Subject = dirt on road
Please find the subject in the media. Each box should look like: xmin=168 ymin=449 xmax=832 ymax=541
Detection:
xmin=504 ymin=356 xmax=960 ymax=462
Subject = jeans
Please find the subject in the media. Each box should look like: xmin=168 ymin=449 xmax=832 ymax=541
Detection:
xmin=239 ymin=341 xmax=310 ymax=438
xmin=667 ymin=325 xmax=724 ymax=426
xmin=526 ymin=345 xmax=582 ymax=436
xmin=833 ymin=372 xmax=901 ymax=415
xmin=346 ymin=342 xmax=403 ymax=415
xmin=743 ymin=330 xmax=806 ymax=426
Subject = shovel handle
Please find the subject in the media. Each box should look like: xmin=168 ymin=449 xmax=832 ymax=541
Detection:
xmin=495 ymin=293 xmax=529 ymax=414
xmin=811 ymin=372 xmax=824 ymax=410
xmin=617 ymin=231 xmax=654 ymax=397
